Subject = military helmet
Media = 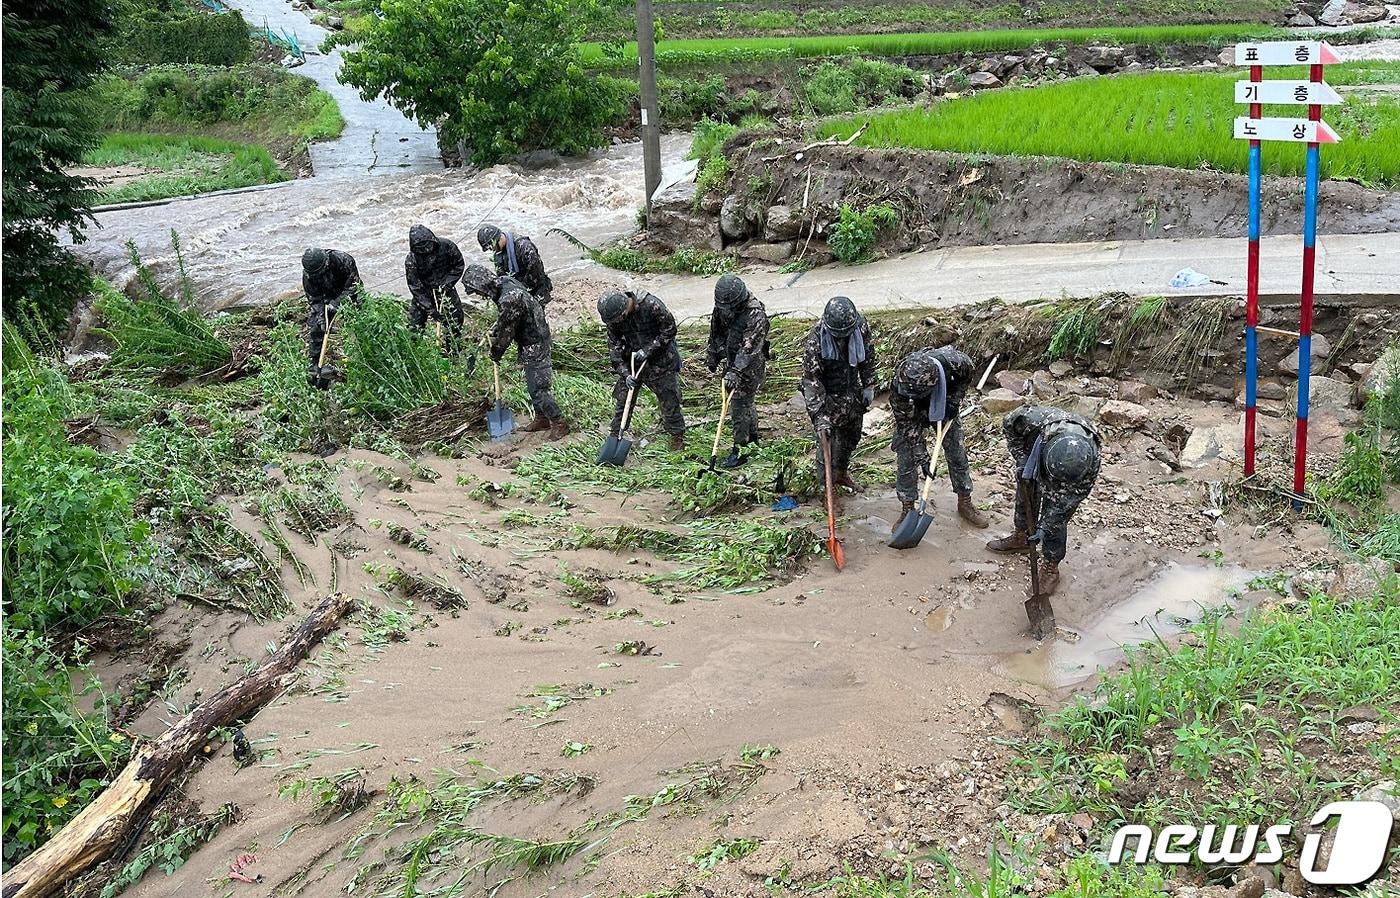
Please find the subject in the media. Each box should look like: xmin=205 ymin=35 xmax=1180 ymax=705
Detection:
xmin=461 ymin=264 xmax=498 ymax=297
xmin=822 ymin=296 xmax=859 ymax=337
xmin=598 ymin=291 xmax=631 ymax=325
xmin=409 ymin=224 xmax=437 ymax=255
xmin=714 ymin=274 xmax=748 ymax=308
xmin=302 ymin=247 xmax=329 ymax=274
xmin=477 ymin=224 xmax=502 ymax=252
xmin=894 ymin=348 xmax=944 ymax=397
xmin=1043 ymin=432 xmax=1095 ymax=482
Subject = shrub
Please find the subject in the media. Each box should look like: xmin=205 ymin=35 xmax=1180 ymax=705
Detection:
xmin=693 ymin=155 xmax=731 ymax=203
xmin=829 ymin=202 xmax=898 ymax=264
xmin=688 ymin=118 xmax=739 ymax=167
xmin=802 ymin=56 xmax=917 ymax=116
xmin=336 ymin=292 xmax=449 ymax=419
xmin=114 ymin=8 xmax=253 ymax=66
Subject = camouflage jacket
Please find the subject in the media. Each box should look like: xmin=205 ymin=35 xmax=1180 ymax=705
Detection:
xmin=304 ymin=250 xmax=360 ymax=307
xmin=493 ymin=234 xmax=552 ymax=301
xmin=405 ymin=236 xmax=465 ymax=306
xmin=490 ymin=277 xmax=551 ymax=363
xmin=1004 ymin=405 xmax=1102 ymax=534
xmin=604 ymin=291 xmax=680 ymax=378
xmin=800 ymin=319 xmax=877 ymax=427
xmin=706 ymin=296 xmax=769 ymax=379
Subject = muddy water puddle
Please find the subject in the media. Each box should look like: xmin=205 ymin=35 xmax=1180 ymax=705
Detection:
xmin=994 ymin=563 xmax=1256 ymax=689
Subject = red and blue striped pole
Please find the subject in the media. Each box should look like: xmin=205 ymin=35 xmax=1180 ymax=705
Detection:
xmin=1293 ymin=62 xmax=1323 ymax=508
xmin=1244 ymin=63 xmax=1262 ymax=478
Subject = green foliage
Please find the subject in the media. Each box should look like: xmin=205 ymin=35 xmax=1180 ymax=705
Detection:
xmin=1049 ymin=855 xmax=1168 ymax=898
xmin=591 ymin=245 xmax=735 ymax=276
xmin=688 ymin=837 xmax=760 ymax=871
xmin=688 ymin=118 xmax=739 ymax=167
xmin=693 ymin=154 xmax=731 ymax=203
xmin=2 ymin=0 xmax=114 ymax=347
xmin=340 ymin=0 xmax=629 ymax=165
xmin=112 ymin=6 xmax=252 ymax=66
xmin=822 ymin=63 xmax=1400 ymax=188
xmin=88 ymin=133 xmax=286 ymax=205
xmin=829 ymin=202 xmax=898 ymax=264
xmin=802 ymin=57 xmax=916 ymax=116
xmin=336 ymin=292 xmax=449 ymax=419
xmin=1046 ymin=299 xmax=1107 ymax=362
xmin=99 ymin=803 xmax=238 ymax=897
xmin=94 ymin=240 xmax=232 ymax=377
xmin=258 ymin=321 xmax=333 ymax=450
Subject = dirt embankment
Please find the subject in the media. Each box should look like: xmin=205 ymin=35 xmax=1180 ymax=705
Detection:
xmin=647 ymin=137 xmax=1400 ymax=264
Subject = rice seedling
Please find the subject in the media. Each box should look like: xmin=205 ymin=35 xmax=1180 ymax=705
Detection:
xmin=689 ymin=836 xmax=761 ymax=871
xmin=818 ymin=63 xmax=1400 ymax=187
xmin=94 ymin=238 xmax=231 ymax=378
xmin=1045 ymin=296 xmax=1110 ymax=363
xmin=278 ymin=767 xmax=373 ymax=822
xmin=1149 ymin=295 xmax=1232 ymax=385
xmin=336 ymin=292 xmax=449 ymax=420
xmin=512 ymin=683 xmax=614 ymax=719
xmin=86 ymin=133 xmax=287 ymax=205
xmin=580 ymin=24 xmax=1289 ymax=70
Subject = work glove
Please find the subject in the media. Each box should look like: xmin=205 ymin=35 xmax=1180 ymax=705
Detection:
xmin=625 ymin=374 xmax=638 ymax=390
xmin=632 ymin=348 xmax=649 ymax=368
xmin=723 ymin=369 xmax=740 ymax=392
xmin=1027 ymin=529 xmax=1044 ymax=546
xmin=862 ymin=385 xmax=875 ymax=407
xmin=919 ymin=457 xmax=934 ymax=479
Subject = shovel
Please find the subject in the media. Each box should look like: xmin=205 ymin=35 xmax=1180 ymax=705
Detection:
xmin=1022 ymin=480 xmax=1057 ymax=639
xmin=598 ymin=359 xmax=647 ymax=466
xmin=888 ymin=418 xmax=949 ymax=550
xmin=312 ymin=306 xmax=334 ymax=390
xmin=487 ymin=362 xmax=514 ymax=440
xmin=707 ymin=384 xmax=732 ymax=472
xmin=820 ymin=432 xmax=845 ymax=571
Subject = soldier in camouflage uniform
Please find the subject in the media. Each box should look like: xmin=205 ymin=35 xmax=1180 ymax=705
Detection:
xmin=598 ymin=290 xmax=687 ymax=451
xmin=463 ymin=265 xmax=568 ymax=440
xmin=889 ymin=346 xmax=990 ymax=532
xmin=301 ymin=247 xmax=361 ymax=388
xmin=478 ymin=224 xmax=552 ymax=305
xmin=986 ymin=405 xmax=1102 ymax=597
xmin=705 ymin=274 xmax=769 ymax=468
xmin=801 ymin=296 xmax=876 ymax=492
xmin=405 ymin=224 xmax=466 ymax=351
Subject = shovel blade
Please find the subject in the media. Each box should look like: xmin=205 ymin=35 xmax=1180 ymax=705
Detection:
xmin=596 ymin=436 xmax=633 ymax=466
xmin=487 ymin=402 xmax=514 ymax=440
xmin=887 ymin=511 xmax=934 ymax=550
xmin=1024 ymin=596 xmax=1056 ymax=640
xmin=827 ymin=536 xmax=846 ymax=571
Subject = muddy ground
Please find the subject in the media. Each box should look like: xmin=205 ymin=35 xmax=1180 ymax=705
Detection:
xmin=84 ymin=344 xmax=1373 ymax=898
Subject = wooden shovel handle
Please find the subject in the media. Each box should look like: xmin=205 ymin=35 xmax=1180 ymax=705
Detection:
xmin=493 ymin=362 xmax=501 ymax=402
xmin=711 ymin=385 xmax=732 ymax=457
xmin=620 ymin=359 xmax=648 ymax=433
xmin=920 ymin=418 xmax=949 ymax=503
xmin=316 ymin=306 xmax=333 ymax=369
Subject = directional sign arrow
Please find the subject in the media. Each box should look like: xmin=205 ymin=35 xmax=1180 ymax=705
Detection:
xmin=1233 ymin=41 xmax=1341 ymax=67
xmin=1234 ymin=79 xmax=1343 ymax=106
xmin=1233 ymin=117 xmax=1341 ymax=144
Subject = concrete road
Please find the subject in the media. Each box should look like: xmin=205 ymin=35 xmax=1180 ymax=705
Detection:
xmin=627 ymin=232 xmax=1400 ymax=322
xmin=225 ymin=0 xmax=440 ymax=176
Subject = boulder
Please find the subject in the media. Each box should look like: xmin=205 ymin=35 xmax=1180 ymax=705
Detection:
xmin=1180 ymin=417 xmax=1245 ymax=469
xmin=1330 ymin=557 xmax=1396 ymax=602
xmin=1258 ymin=380 xmax=1288 ymax=400
xmin=996 ymin=369 xmax=1033 ymax=395
xmin=1065 ymin=395 xmax=1105 ymax=418
xmin=1357 ymin=351 xmax=1396 ymax=405
xmin=1354 ymin=780 xmax=1400 ymax=823
xmin=1319 ymin=0 xmax=1388 ymax=23
xmin=1218 ymin=46 xmax=1236 ymax=66
xmin=1099 ymin=400 xmax=1151 ymax=430
xmin=1279 ymin=333 xmax=1330 ymax=376
xmin=967 ymin=71 xmax=1002 ymax=89
xmin=736 ymin=240 xmax=795 ymax=264
xmin=1288 ymin=11 xmax=1317 ymax=25
xmin=1117 ymin=380 xmax=1157 ymax=403
xmin=981 ymin=388 xmax=1025 ymax=415
xmin=719 ymin=194 xmax=752 ymax=241
xmin=763 ymin=205 xmax=803 ymax=241
xmin=1084 ymin=45 xmax=1124 ymax=71
xmin=1297 ymin=375 xmax=1356 ymax=413
xmin=326 ymin=15 xmax=345 ymax=29
xmin=1048 ymin=360 xmax=1073 ymax=377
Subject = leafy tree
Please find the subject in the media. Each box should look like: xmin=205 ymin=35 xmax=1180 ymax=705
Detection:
xmin=339 ymin=0 xmax=629 ymax=165
xmin=2 ymin=0 xmax=114 ymax=347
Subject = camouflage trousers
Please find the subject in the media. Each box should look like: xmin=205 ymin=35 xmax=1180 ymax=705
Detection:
xmin=307 ymin=301 xmax=337 ymax=366
xmin=813 ymin=409 xmax=863 ymax=474
xmin=518 ymin=342 xmax=561 ymax=420
xmin=1013 ymin=479 xmax=1083 ymax=563
xmin=893 ymin=417 xmax=974 ymax=502
xmin=729 ymin=388 xmax=761 ymax=445
xmin=611 ymin=371 xmax=686 ymax=437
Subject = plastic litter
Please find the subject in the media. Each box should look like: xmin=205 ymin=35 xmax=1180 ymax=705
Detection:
xmin=1169 ymin=268 xmax=1221 ymax=289
xmin=771 ymin=496 xmax=799 ymax=512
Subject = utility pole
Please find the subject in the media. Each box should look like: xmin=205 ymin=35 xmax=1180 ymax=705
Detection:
xmin=636 ymin=0 xmax=661 ymax=223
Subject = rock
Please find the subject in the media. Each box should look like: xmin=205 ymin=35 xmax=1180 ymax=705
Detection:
xmin=1258 ymin=380 xmax=1287 ymax=400
xmin=1099 ymin=400 xmax=1151 ymax=430
xmin=1048 ymin=360 xmax=1073 ymax=377
xmin=763 ymin=204 xmax=802 ymax=241
xmin=1357 ymin=351 xmax=1396 ymax=405
xmin=326 ymin=15 xmax=345 ymax=29
xmin=1065 ymin=395 xmax=1105 ymax=418
xmin=1319 ymin=0 xmax=1388 ymax=24
xmin=647 ymin=184 xmax=722 ymax=253
xmin=719 ymin=194 xmax=751 ymax=241
xmin=1229 ymin=876 xmax=1266 ymax=898
xmin=996 ymin=369 xmax=1033 ymax=395
xmin=1329 ymin=556 xmax=1395 ymax=601
xmin=1296 ymin=375 xmax=1356 ymax=413
xmin=1355 ymin=780 xmax=1399 ymax=822
xmin=1180 ymin=417 xmax=1244 ymax=469
xmin=1117 ymin=380 xmax=1157 ymax=403
xmin=1288 ymin=11 xmax=1317 ymax=25
xmin=1029 ymin=370 xmax=1057 ymax=397
xmin=736 ymin=240 xmax=795 ymax=264
xmin=1218 ymin=46 xmax=1236 ymax=65
xmin=967 ymin=71 xmax=1002 ymax=89
xmin=1084 ymin=45 xmax=1124 ymax=71
xmin=1279 ymin=333 xmax=1330 ymax=376
xmin=981 ymin=388 xmax=1026 ymax=415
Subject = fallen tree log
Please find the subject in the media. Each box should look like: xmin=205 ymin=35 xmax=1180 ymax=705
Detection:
xmin=2 ymin=592 xmax=357 ymax=898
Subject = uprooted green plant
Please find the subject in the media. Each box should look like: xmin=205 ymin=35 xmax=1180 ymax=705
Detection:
xmin=829 ymin=202 xmax=899 ymax=265
xmin=336 ymin=291 xmax=450 ymax=419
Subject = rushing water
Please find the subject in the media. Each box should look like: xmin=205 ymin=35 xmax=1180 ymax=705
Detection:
xmin=79 ymin=134 xmax=694 ymax=312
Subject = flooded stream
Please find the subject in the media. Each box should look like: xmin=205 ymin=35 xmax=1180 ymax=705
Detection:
xmin=79 ymin=134 xmax=693 ymax=312
xmin=994 ymin=563 xmax=1257 ymax=689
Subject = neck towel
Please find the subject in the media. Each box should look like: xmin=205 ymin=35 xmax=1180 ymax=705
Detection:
xmin=926 ymin=358 xmax=947 ymax=423
xmin=819 ymin=324 xmax=867 ymax=367
xmin=504 ymin=232 xmax=519 ymax=275
xmin=1021 ymin=435 xmax=1044 ymax=481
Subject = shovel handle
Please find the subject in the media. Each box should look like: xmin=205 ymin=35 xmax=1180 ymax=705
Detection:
xmin=919 ymin=418 xmax=949 ymax=504
xmin=619 ymin=359 xmax=648 ymax=433
xmin=316 ymin=306 xmax=333 ymax=369
xmin=711 ymin=384 xmax=732 ymax=458
xmin=821 ymin=431 xmax=838 ymax=533
xmin=1025 ymin=479 xmax=1041 ymax=595
xmin=493 ymin=362 xmax=501 ymax=402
